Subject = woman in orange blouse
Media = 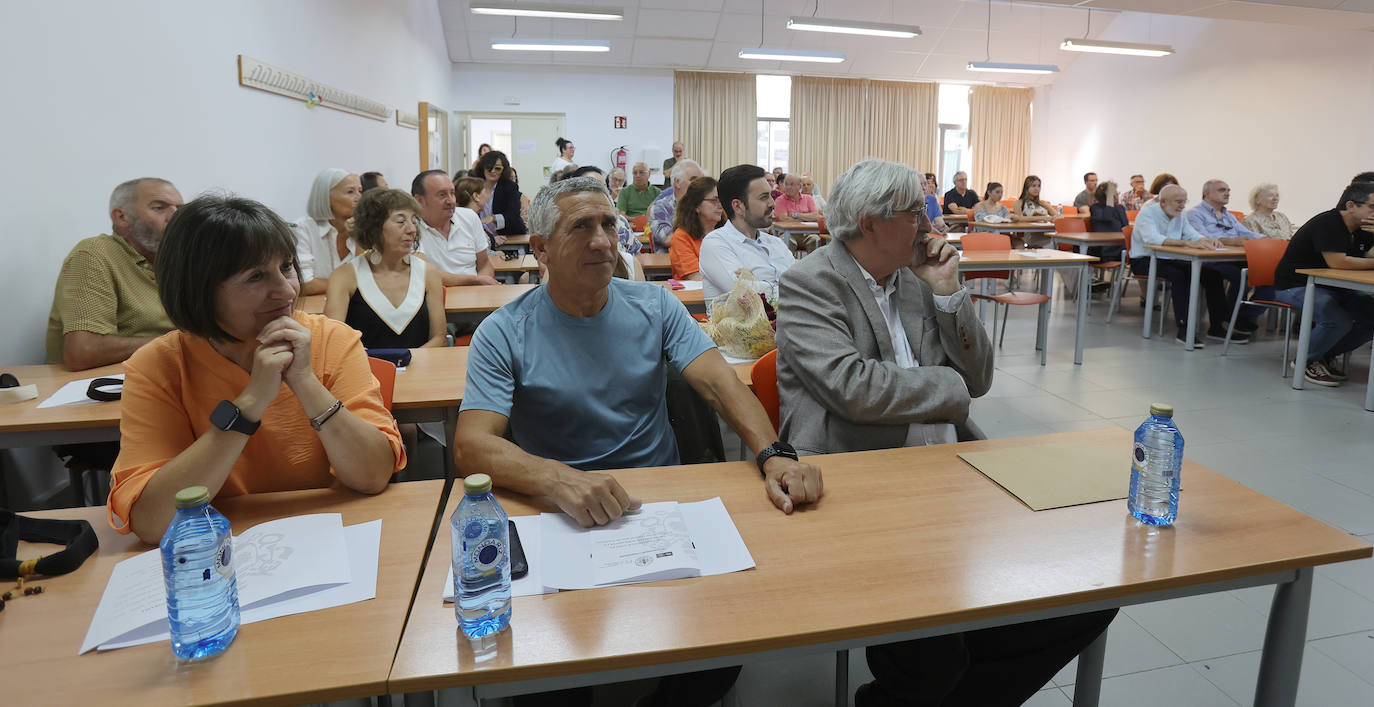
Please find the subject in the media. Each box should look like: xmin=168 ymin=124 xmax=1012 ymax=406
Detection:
xmin=108 ymin=195 xmax=405 ymax=543
xmin=669 ymin=176 xmax=724 ymax=281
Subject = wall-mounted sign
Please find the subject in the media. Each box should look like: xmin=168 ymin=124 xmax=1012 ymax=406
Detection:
xmin=613 ymin=116 xmax=627 ymax=129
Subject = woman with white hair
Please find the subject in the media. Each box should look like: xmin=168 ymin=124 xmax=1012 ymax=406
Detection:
xmin=294 ymin=168 xmax=362 ymax=295
xmin=1242 ymin=184 xmax=1294 ymax=240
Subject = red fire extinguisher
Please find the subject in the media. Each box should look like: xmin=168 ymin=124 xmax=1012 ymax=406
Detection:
xmin=611 ymin=146 xmax=629 ymax=171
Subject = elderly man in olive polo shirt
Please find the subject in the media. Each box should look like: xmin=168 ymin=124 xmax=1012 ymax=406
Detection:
xmin=615 ymin=162 xmax=661 ymax=218
xmin=46 ymin=177 xmax=183 ymax=370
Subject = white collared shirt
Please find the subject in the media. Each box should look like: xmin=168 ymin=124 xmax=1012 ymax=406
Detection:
xmin=292 ymin=217 xmax=357 ymax=283
xmin=699 ymin=220 xmax=796 ymax=305
xmin=416 ymin=210 xmax=487 ymax=276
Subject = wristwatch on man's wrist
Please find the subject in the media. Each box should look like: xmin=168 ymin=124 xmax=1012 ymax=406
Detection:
xmin=755 ymin=441 xmax=798 ymax=477
xmin=210 ymin=400 xmax=260 ymax=436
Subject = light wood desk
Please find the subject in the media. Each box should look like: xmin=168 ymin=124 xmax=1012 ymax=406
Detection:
xmin=0 ymin=361 xmax=123 ymax=448
xmin=387 ymin=429 xmax=1370 ymax=707
xmin=635 ymin=252 xmax=672 ymax=277
xmin=958 ymin=249 xmax=1099 ymax=365
xmin=3 ymin=479 xmax=446 ymax=706
xmin=301 ymin=285 xmax=541 ymax=318
xmin=1291 ymin=268 xmax=1374 ymax=409
xmin=650 ymin=281 xmax=706 ymax=311
xmin=496 ymin=234 xmax=531 ymax=255
xmin=1142 ymin=245 xmax=1247 ymax=350
xmin=970 ymin=220 xmax=1055 ymax=234
xmin=492 ymin=254 xmax=542 ymax=284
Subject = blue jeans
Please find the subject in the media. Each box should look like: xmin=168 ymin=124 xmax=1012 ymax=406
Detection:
xmin=1275 ymin=285 xmax=1374 ymax=363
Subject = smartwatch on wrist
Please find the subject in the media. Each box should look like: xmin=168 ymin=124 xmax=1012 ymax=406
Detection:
xmin=210 ymin=400 xmax=260 ymax=436
xmin=755 ymin=441 xmax=798 ymax=477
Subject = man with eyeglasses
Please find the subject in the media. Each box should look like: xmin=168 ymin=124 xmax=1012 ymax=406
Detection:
xmin=1121 ymin=174 xmax=1148 ymax=211
xmin=1273 ymin=180 xmax=1374 ymax=387
xmin=942 ymin=171 xmax=978 ymax=231
xmin=1187 ymin=179 xmax=1264 ymax=338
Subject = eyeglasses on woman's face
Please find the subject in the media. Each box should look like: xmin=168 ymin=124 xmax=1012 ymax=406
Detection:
xmin=486 ymin=165 xmax=504 ymax=173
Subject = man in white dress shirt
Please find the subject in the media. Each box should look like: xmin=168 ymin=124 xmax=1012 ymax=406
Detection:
xmin=698 ymin=164 xmax=794 ymax=305
xmin=411 ymin=170 xmax=498 ymax=287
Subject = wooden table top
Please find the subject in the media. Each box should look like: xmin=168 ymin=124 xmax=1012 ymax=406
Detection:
xmin=1295 ymin=267 xmax=1374 ymax=286
xmin=773 ymin=220 xmax=819 ymax=231
xmin=635 ymin=253 xmax=672 ymax=271
xmin=493 ymin=254 xmax=540 ymax=273
xmin=1050 ymin=231 xmax=1125 ymax=244
xmin=387 ymin=428 xmax=1370 ymax=693
xmin=958 ymin=249 xmax=1099 ymax=267
xmin=5 ymin=479 xmax=447 ymax=706
xmin=650 ymin=281 xmax=705 ymax=306
xmin=1146 ymin=244 xmax=1247 ymax=259
xmin=0 ymin=361 xmax=124 ymax=434
xmin=971 ymin=221 xmax=1055 ymax=232
xmin=445 ymin=284 xmax=539 ymax=312
xmin=393 ymin=347 xmax=468 ymax=410
xmin=500 ymin=234 xmax=531 ymax=247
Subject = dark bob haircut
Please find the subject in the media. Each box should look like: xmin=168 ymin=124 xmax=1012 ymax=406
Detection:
xmin=156 ymin=194 xmax=301 ymax=343
xmin=717 ymin=164 xmax=767 ymax=221
xmin=476 ymin=150 xmax=513 ymax=183
xmin=350 ymin=189 xmax=422 ymax=251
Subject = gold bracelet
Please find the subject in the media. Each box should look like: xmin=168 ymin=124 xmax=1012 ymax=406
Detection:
xmin=309 ymin=399 xmax=343 ymax=431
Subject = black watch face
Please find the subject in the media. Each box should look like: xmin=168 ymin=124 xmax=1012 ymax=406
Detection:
xmin=211 ymin=401 xmax=239 ymax=430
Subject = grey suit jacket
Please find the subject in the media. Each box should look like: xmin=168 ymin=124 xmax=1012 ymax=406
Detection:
xmin=775 ymin=240 xmax=994 ymax=456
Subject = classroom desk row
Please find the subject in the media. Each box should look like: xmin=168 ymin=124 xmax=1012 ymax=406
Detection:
xmin=5 ymin=428 xmax=1368 ymax=706
xmin=300 ymin=282 xmax=705 ymax=320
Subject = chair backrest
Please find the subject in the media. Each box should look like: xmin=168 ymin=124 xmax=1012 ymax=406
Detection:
xmin=1126 ymin=209 xmax=1139 ymax=223
xmin=818 ymin=216 xmax=828 ymax=235
xmin=631 ymin=214 xmax=648 ymax=230
xmin=750 ymin=349 xmax=780 ymax=434
xmin=1242 ymin=238 xmax=1288 ymax=288
xmin=999 ymin=198 xmax=1017 ymax=210
xmin=1060 ymin=205 xmax=1078 ymax=216
xmin=1054 ymin=216 xmax=1087 ymax=233
xmin=1229 ymin=210 xmax=1245 ymax=222
xmin=960 ymin=232 xmax=1013 ymax=281
xmin=367 ymin=357 xmax=396 ymax=412
xmin=966 ymin=211 xmax=976 ymax=224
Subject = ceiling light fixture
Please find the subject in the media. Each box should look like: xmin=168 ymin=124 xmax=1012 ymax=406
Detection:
xmin=1059 ymin=38 xmax=1173 ymax=57
xmin=491 ymin=38 xmax=611 ymax=52
xmin=966 ymin=61 xmax=1059 ymax=75
xmin=738 ymin=48 xmax=845 ymax=63
xmin=471 ymin=2 xmax=623 ymax=21
xmin=785 ymin=17 xmax=920 ymax=39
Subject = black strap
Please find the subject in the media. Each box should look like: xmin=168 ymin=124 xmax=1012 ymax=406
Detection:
xmin=86 ymin=377 xmax=123 ymax=402
xmin=0 ymin=373 xmax=18 ymax=388
xmin=0 ymin=510 xmax=100 ymax=579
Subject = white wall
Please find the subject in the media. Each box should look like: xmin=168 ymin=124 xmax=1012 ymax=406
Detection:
xmin=1030 ymin=12 xmax=1374 ymax=221
xmin=452 ymin=64 xmax=675 ymax=181
xmin=0 ymin=0 xmax=456 ymax=365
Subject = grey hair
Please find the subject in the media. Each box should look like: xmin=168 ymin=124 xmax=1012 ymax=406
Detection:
xmin=1249 ymin=183 xmax=1278 ymax=210
xmin=108 ymin=177 xmax=173 ymax=218
xmin=529 ymin=176 xmax=613 ymax=238
xmin=670 ymin=159 xmax=704 ymax=182
xmin=609 ymin=168 xmax=626 ymax=182
xmin=826 ymin=159 xmax=926 ymax=243
xmin=306 ymin=168 xmax=352 ymax=220
xmin=1200 ymin=179 xmax=1225 ymax=199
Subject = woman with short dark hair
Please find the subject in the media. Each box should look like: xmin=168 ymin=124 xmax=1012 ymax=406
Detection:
xmin=108 ymin=195 xmax=405 ymax=544
xmin=475 ymin=150 xmax=526 ymax=236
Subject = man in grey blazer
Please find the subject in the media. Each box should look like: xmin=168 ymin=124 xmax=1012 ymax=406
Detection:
xmin=776 ymin=159 xmax=1114 ymax=707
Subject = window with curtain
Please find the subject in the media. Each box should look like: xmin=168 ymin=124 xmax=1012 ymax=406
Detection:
xmin=673 ymin=71 xmax=757 ymax=178
xmin=968 ymin=86 xmax=1033 ymax=200
xmin=756 ymin=75 xmax=791 ymax=173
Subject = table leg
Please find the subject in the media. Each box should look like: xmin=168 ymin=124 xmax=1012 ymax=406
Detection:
xmin=1075 ymin=264 xmax=1088 ymax=365
xmin=1185 ymin=259 xmax=1201 ymax=351
xmin=835 ymin=649 xmax=849 ymax=707
xmin=1071 ymin=625 xmax=1108 ymax=707
xmin=443 ymin=406 xmax=459 ymax=485
xmin=1143 ymin=255 xmax=1158 ymax=339
xmin=1292 ymin=277 xmax=1316 ymax=390
xmin=1038 ymin=266 xmax=1052 ymax=365
xmin=1254 ymin=567 xmax=1313 ymax=707
xmin=437 ymin=687 xmax=479 ymax=707
xmin=1366 ymin=340 xmax=1374 ymax=411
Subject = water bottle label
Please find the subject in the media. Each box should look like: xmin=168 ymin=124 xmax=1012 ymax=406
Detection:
xmin=462 ymin=519 xmax=488 ymax=551
xmin=213 ymin=536 xmax=234 ymax=579
xmin=469 ymin=537 xmax=506 ymax=575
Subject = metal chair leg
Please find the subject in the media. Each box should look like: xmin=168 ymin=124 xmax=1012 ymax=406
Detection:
xmin=834 ymin=649 xmax=849 ymax=707
xmin=1222 ymin=268 xmax=1248 ymax=356
xmin=1282 ymin=309 xmax=1293 ymax=378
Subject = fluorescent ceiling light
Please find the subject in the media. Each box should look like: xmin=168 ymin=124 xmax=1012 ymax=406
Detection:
xmin=966 ymin=61 xmax=1059 ymax=75
xmin=786 ymin=17 xmax=920 ymax=39
xmin=471 ymin=2 xmax=623 ymax=21
xmin=1060 ymin=38 xmax=1173 ymax=57
xmin=738 ymin=48 xmax=846 ymax=64
xmin=491 ymin=38 xmax=611 ymax=52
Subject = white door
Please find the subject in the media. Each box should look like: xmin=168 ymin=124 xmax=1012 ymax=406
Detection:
xmin=509 ymin=115 xmax=565 ymax=187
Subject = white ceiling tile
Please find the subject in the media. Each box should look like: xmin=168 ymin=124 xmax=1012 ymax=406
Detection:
xmin=632 ymin=38 xmax=714 ymax=66
xmin=639 ymin=0 xmax=724 ymax=9
xmin=635 ymin=9 xmax=723 ymax=39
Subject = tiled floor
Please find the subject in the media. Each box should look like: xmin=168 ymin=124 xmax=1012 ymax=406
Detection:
xmin=719 ymin=290 xmax=1374 ymax=706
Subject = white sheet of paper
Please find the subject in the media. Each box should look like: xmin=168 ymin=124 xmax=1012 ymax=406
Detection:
xmin=540 ymin=497 xmax=753 ymax=590
xmin=37 ymin=374 xmax=125 ymax=408
xmin=81 ymin=513 xmax=352 ymax=654
xmin=444 ymin=514 xmax=555 ymax=601
xmin=1019 ymin=251 xmax=1053 ymax=258
xmin=720 ymin=353 xmax=759 ymax=366
xmin=675 ymin=280 xmax=704 ymax=291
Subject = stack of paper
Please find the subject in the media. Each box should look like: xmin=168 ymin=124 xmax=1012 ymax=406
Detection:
xmin=38 ymin=374 xmax=125 ymax=408
xmin=81 ymin=513 xmax=380 ymax=654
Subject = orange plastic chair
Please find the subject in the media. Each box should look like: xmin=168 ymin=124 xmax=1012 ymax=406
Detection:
xmin=1229 ymin=210 xmax=1246 ymax=222
xmin=962 ymin=233 xmax=1051 ymax=347
xmin=749 ymin=349 xmax=780 ymax=434
xmin=1126 ymin=210 xmax=1139 ymax=223
xmin=631 ymin=214 xmax=648 ymax=231
xmin=367 ymin=357 xmax=396 ymax=411
xmin=1052 ymin=216 xmax=1086 ymax=252
xmin=1060 ymin=205 xmax=1078 ymax=216
xmin=1221 ymin=239 xmax=1297 ymax=376
xmin=999 ymin=198 xmax=1016 ymax=209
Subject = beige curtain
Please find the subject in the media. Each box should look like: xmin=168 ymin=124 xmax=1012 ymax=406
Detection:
xmin=865 ymin=80 xmax=938 ymax=174
xmin=673 ymin=71 xmax=756 ymax=178
xmin=789 ymin=76 xmax=866 ymax=194
xmin=969 ymin=86 xmax=1033 ymax=197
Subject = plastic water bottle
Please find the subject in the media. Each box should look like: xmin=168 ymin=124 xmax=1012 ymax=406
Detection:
xmin=160 ymin=485 xmax=240 ymax=659
xmin=1129 ymin=403 xmax=1184 ymax=526
xmin=452 ymin=473 xmax=512 ymax=637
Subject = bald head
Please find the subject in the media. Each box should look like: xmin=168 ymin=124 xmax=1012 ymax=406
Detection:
xmin=1158 ymin=184 xmax=1188 ymax=218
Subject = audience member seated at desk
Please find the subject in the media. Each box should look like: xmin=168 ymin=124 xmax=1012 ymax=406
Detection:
xmin=324 ymin=189 xmax=445 ymax=349
xmin=1244 ymin=183 xmax=1295 ymax=240
xmin=972 ymin=182 xmax=1011 ymax=223
xmin=1121 ymin=173 xmax=1148 ymax=211
xmin=802 ymin=174 xmax=826 ymax=212
xmin=670 ymin=176 xmax=724 ymax=281
xmin=1129 ymin=185 xmax=1237 ymax=347
xmin=1189 ymin=179 xmax=1267 ymax=330
xmin=1074 ymin=172 xmax=1099 ymax=213
xmin=47 ymin=177 xmax=183 ymax=370
xmin=474 ymin=150 xmax=526 ymax=240
xmin=616 ymin=162 xmax=661 ymax=218
xmin=1088 ymin=180 xmax=1129 ymax=260
xmin=360 ymin=171 xmax=387 ymax=193
xmin=942 ymin=171 xmax=978 ymax=222
xmin=293 ymin=168 xmax=362 ymax=296
xmin=562 ymin=165 xmax=645 ymax=279
xmin=455 ymin=176 xmax=821 ymax=707
xmin=108 ymin=195 xmax=405 ymax=544
xmin=765 ymin=171 xmax=782 ymax=200
xmin=700 ymin=164 xmax=794 ymax=305
xmin=411 ymin=171 xmax=499 ymax=287
xmin=1146 ymin=172 xmax=1179 ymax=204
xmin=1274 ymin=180 xmax=1374 ymax=387
xmin=661 ymin=140 xmax=684 ymax=188
xmin=649 ymin=159 xmax=705 ymax=254
xmin=775 ymin=158 xmax=1115 ymax=707
xmin=607 ymin=167 xmax=626 ymax=204
xmin=1013 ymin=175 xmax=1060 ymax=247
xmin=920 ymin=173 xmax=949 ymax=235
xmin=774 ymin=173 xmax=821 ymax=253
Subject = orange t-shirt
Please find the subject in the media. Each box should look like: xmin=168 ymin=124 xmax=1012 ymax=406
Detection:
xmin=107 ymin=312 xmax=406 ymax=532
xmin=669 ymin=228 xmax=705 ymax=280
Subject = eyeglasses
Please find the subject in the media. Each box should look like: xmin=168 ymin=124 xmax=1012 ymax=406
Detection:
xmin=487 ymin=165 xmax=504 ymax=172
xmin=703 ymin=197 xmax=721 ymax=203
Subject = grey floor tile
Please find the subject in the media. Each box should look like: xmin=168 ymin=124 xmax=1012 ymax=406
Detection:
xmin=1060 ymin=664 xmax=1240 ymax=706
xmin=1002 ymin=394 xmax=1103 ymax=423
xmin=1192 ymin=646 xmax=1374 ymax=706
xmin=1230 ymin=575 xmax=1374 ymax=640
xmin=1022 ymin=686 xmax=1072 ymax=706
xmin=1052 ymin=612 xmax=1184 ymax=686
xmin=1310 ymin=632 xmax=1374 ymax=687
xmin=1123 ymin=593 xmax=1268 ymax=662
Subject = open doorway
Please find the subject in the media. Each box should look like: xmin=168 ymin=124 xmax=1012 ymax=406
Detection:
xmin=456 ymin=112 xmax=565 ymax=186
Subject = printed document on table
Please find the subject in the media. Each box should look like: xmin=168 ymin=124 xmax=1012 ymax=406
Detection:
xmin=37 ymin=374 xmax=125 ymax=408
xmin=444 ymin=514 xmax=556 ymax=601
xmin=540 ymin=497 xmax=754 ymax=590
xmin=81 ymin=513 xmax=353 ymax=654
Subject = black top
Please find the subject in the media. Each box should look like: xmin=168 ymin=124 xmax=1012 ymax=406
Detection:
xmin=1275 ymin=209 xmax=1373 ymax=290
xmin=345 ymin=289 xmax=430 ymax=349
xmin=1090 ymin=203 xmax=1129 ymax=233
xmin=493 ymin=180 xmax=526 ymax=236
xmin=943 ymin=187 xmax=978 ymax=215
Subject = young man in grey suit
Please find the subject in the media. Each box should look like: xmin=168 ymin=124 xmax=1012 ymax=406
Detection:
xmin=776 ymin=159 xmax=1115 ymax=707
